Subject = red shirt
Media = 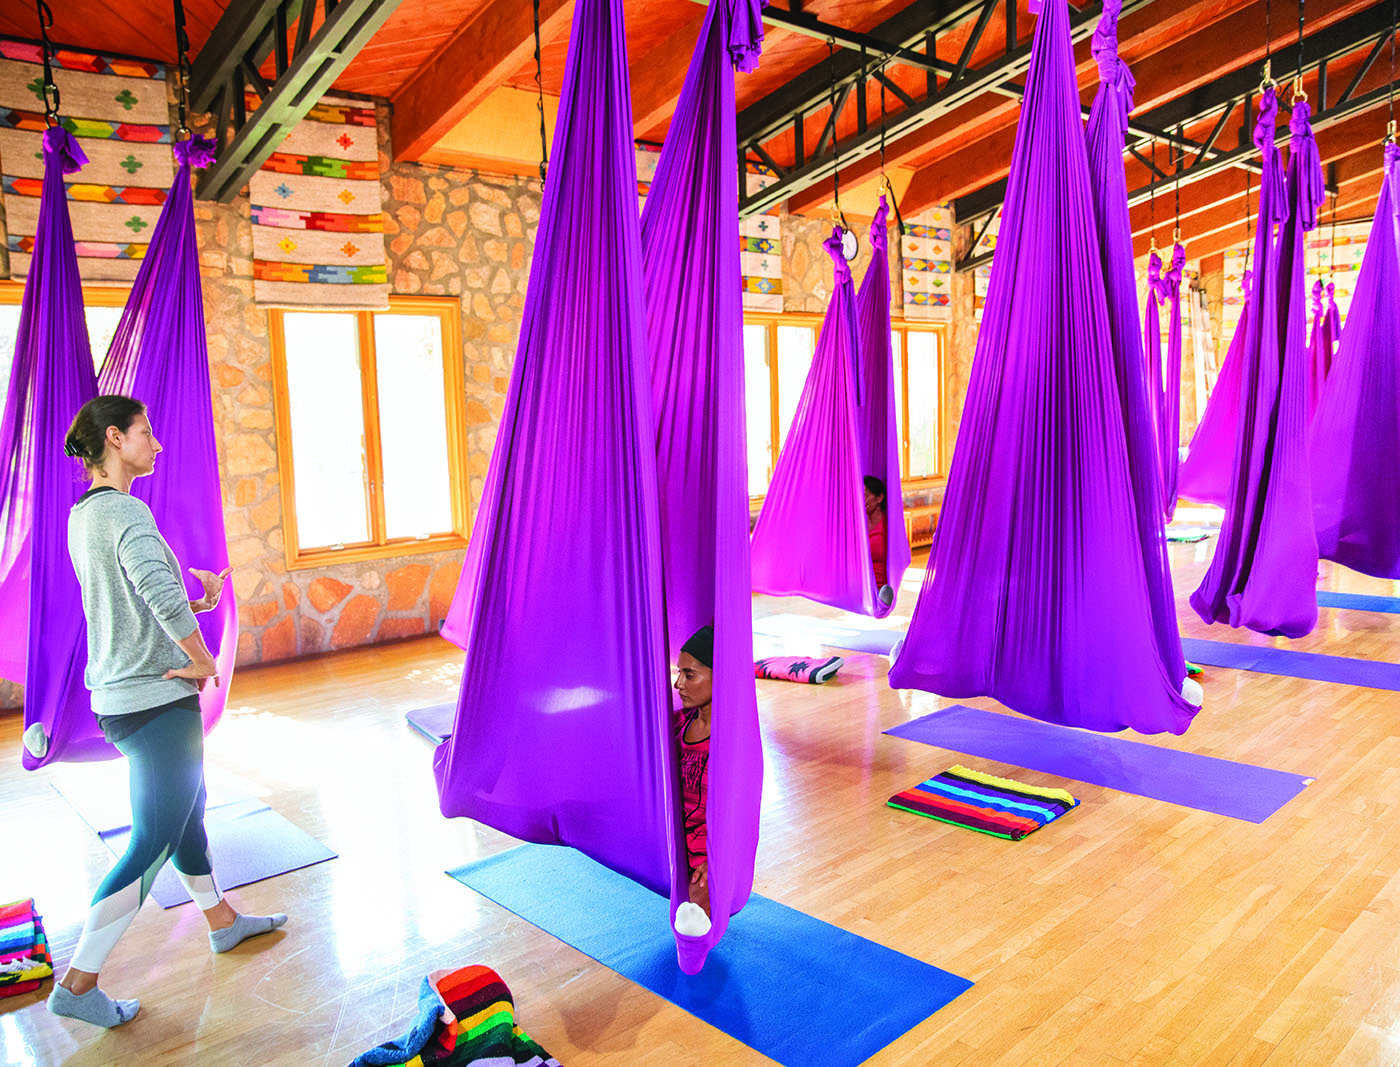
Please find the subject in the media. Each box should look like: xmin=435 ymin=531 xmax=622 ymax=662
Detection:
xmin=869 ymin=515 xmax=888 ymax=586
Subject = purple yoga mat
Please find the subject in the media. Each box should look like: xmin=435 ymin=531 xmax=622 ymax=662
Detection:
xmin=102 ymin=800 xmax=337 ymax=909
xmin=1179 ymin=638 xmax=1400 ymax=691
xmin=406 ymin=702 xmax=455 ymax=743
xmin=884 ymin=705 xmax=1312 ymax=823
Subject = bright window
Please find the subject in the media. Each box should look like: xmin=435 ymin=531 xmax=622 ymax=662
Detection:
xmin=744 ymin=312 xmax=946 ymax=500
xmin=0 ymin=284 xmax=129 ymax=415
xmin=269 ymin=297 xmax=470 ymax=569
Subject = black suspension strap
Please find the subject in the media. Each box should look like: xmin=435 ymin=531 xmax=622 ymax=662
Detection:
xmin=533 ymin=0 xmax=547 ymax=189
xmin=827 ymin=37 xmax=848 ymax=235
xmin=36 ymin=0 xmax=59 ymax=126
xmin=877 ymin=59 xmax=905 ymax=235
xmin=173 ymin=0 xmax=192 ymax=138
xmin=1292 ymin=0 xmax=1306 ymax=103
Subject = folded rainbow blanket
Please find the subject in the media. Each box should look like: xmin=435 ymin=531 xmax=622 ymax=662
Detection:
xmin=351 ymin=964 xmax=559 ymax=1067
xmin=888 ymin=766 xmax=1078 ymax=840
xmin=0 ymin=899 xmax=52 ymax=998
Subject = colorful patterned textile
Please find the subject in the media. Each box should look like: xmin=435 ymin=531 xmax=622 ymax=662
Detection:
xmin=0 ymin=38 xmax=172 ymax=282
xmin=350 ymin=965 xmax=560 ymax=1067
xmin=900 ymin=204 xmax=953 ymax=322
xmin=888 ymin=766 xmax=1078 ymax=840
xmin=741 ymin=162 xmax=781 ymax=311
xmin=249 ymin=94 xmax=388 ymax=309
xmin=635 ymin=141 xmax=661 ymax=206
xmin=753 ymin=654 xmax=843 ymax=683
xmin=0 ymin=899 xmax=53 ymax=997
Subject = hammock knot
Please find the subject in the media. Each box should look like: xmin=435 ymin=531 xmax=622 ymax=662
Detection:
xmin=1385 ymin=141 xmax=1400 ymax=180
xmin=823 ymin=227 xmax=851 ymax=282
xmin=725 ymin=0 xmax=767 ymax=72
xmin=1090 ymin=3 xmax=1133 ymax=106
xmin=1252 ymin=88 xmax=1279 ymax=155
xmin=174 ymin=136 xmax=218 ymax=170
xmin=1165 ymin=242 xmax=1185 ymax=294
xmin=868 ymin=195 xmax=890 ymax=255
xmin=1146 ymin=249 xmax=1162 ymax=294
xmin=1310 ymin=278 xmax=1323 ymax=317
xmin=1288 ymin=100 xmax=1324 ymax=231
xmin=41 ymin=126 xmax=87 ymax=175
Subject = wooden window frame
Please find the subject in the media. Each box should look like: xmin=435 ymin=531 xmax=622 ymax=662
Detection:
xmin=742 ymin=311 xmax=949 ymax=506
xmin=268 ymin=295 xmax=471 ymax=571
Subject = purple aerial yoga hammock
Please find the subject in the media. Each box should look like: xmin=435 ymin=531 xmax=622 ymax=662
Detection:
xmin=1083 ymin=0 xmax=1189 ymax=695
xmin=1310 ymin=144 xmax=1400 ymax=579
xmin=0 ymin=129 xmax=98 ymax=766
xmin=1 ymin=134 xmax=234 ymax=768
xmin=1178 ymin=271 xmax=1252 ymax=508
xmin=854 ymin=199 xmax=911 ymax=598
xmin=889 ymin=0 xmax=1196 ymax=735
xmin=97 ymin=137 xmax=236 ymax=744
xmin=641 ymin=0 xmax=763 ymax=969
xmin=436 ymin=0 xmax=763 ymax=975
xmin=1191 ymin=96 xmax=1322 ymax=638
xmin=750 ymin=216 xmax=905 ymax=618
xmin=1145 ymin=244 xmax=1186 ymax=519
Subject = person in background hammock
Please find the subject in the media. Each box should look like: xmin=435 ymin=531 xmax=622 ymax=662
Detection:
xmin=48 ymin=395 xmax=286 ymax=1030
xmin=672 ymin=625 xmax=713 ymax=927
xmin=864 ymin=476 xmax=895 ymax=606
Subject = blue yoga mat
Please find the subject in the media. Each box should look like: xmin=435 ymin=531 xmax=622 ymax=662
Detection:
xmin=405 ymin=701 xmax=454 ymax=743
xmin=1180 ymin=637 xmax=1400 ymax=691
xmin=449 ymin=844 xmax=972 ymax=1067
xmin=753 ymin=612 xmax=904 ymax=655
xmin=1316 ymin=590 xmax=1400 ymax=614
xmin=885 ymin=705 xmax=1312 ymax=823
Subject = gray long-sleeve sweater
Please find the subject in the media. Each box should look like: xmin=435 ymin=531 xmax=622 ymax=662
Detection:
xmin=68 ymin=487 xmax=200 ymax=715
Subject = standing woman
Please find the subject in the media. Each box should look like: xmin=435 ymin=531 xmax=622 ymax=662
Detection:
xmin=48 ymin=395 xmax=286 ymax=1029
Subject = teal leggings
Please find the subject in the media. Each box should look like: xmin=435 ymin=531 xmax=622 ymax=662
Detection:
xmin=70 ymin=705 xmax=218 ymax=972
xmin=97 ymin=705 xmax=212 ymax=903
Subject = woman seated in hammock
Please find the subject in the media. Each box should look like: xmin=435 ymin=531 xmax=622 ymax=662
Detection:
xmin=673 ymin=625 xmax=713 ymax=921
xmin=864 ymin=476 xmax=895 ymax=606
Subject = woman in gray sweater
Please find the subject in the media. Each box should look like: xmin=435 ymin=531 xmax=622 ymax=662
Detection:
xmin=48 ymin=395 xmax=286 ymax=1029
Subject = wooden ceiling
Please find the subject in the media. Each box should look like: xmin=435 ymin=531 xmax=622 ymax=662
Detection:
xmin=12 ymin=0 xmax=1399 ymax=269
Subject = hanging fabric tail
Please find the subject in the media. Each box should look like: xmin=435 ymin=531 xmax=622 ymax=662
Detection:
xmin=1083 ymin=0 xmax=1189 ymax=690
xmin=435 ymin=0 xmax=677 ymax=899
xmin=1190 ymin=94 xmax=1321 ymax=638
xmin=854 ymin=197 xmax=911 ymax=601
xmin=750 ymin=234 xmax=878 ymax=615
xmin=0 ymin=129 xmax=101 ymax=768
xmin=641 ymin=0 xmax=764 ymax=972
xmin=1310 ymin=144 xmax=1400 ymax=578
xmin=96 ymin=137 xmax=234 ymax=742
xmin=1323 ymin=281 xmax=1341 ymax=356
xmin=890 ymin=0 xmax=1195 ymax=735
xmin=1178 ymin=272 xmax=1252 ymax=507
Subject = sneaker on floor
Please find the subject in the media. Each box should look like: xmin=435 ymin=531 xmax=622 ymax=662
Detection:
xmin=810 ymin=656 xmax=844 ymax=684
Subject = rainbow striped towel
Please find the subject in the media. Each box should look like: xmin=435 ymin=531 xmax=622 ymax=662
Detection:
xmin=888 ymin=766 xmax=1078 ymax=840
xmin=0 ymin=899 xmax=52 ymax=998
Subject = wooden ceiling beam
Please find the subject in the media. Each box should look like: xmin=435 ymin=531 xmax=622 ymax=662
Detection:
xmin=390 ymin=0 xmax=572 ymax=163
xmin=630 ymin=9 xmax=708 ymax=141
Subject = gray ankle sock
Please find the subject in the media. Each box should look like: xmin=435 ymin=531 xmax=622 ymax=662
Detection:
xmin=210 ymin=912 xmax=287 ymax=953
xmin=48 ymin=984 xmax=140 ymax=1028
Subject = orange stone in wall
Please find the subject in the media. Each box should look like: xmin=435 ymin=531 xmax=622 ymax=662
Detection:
xmin=283 ymin=582 xmax=299 ymax=610
xmin=378 ymin=616 xmax=427 ymax=640
xmin=428 ymin=562 xmax=463 ymax=625
xmin=331 ymin=594 xmax=381 ymax=649
xmin=307 ymin=576 xmax=353 ymax=613
xmin=385 ymin=563 xmax=430 ymax=611
xmin=261 ymin=615 xmax=297 ymax=663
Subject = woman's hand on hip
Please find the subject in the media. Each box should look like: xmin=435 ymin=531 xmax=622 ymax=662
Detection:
xmin=189 ymin=566 xmax=233 ymax=613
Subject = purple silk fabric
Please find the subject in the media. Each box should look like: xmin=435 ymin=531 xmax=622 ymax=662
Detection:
xmin=1191 ymin=97 xmax=1321 ymax=638
xmin=889 ymin=0 xmax=1196 ymax=735
xmin=1310 ymin=144 xmax=1400 ymax=578
xmin=640 ymin=0 xmax=763 ymax=970
xmin=437 ymin=0 xmax=675 ymax=900
xmin=1154 ymin=245 xmax=1186 ymax=517
xmin=436 ymin=0 xmax=764 ymax=973
xmin=853 ymin=199 xmax=911 ymax=598
xmin=1306 ymin=279 xmax=1327 ymax=417
xmin=97 ymin=137 xmax=235 ymax=745
xmin=749 ymin=233 xmax=889 ymax=615
xmin=0 ymin=130 xmax=100 ymax=767
xmin=1178 ymin=272 xmax=1252 ymax=507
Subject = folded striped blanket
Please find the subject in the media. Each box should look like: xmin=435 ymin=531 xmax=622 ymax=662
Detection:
xmin=351 ymin=964 xmax=559 ymax=1066
xmin=888 ymin=766 xmax=1078 ymax=840
xmin=0 ymin=899 xmax=52 ymax=998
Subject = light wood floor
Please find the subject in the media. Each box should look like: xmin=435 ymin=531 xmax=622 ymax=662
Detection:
xmin=2 ymin=543 xmax=1399 ymax=1066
